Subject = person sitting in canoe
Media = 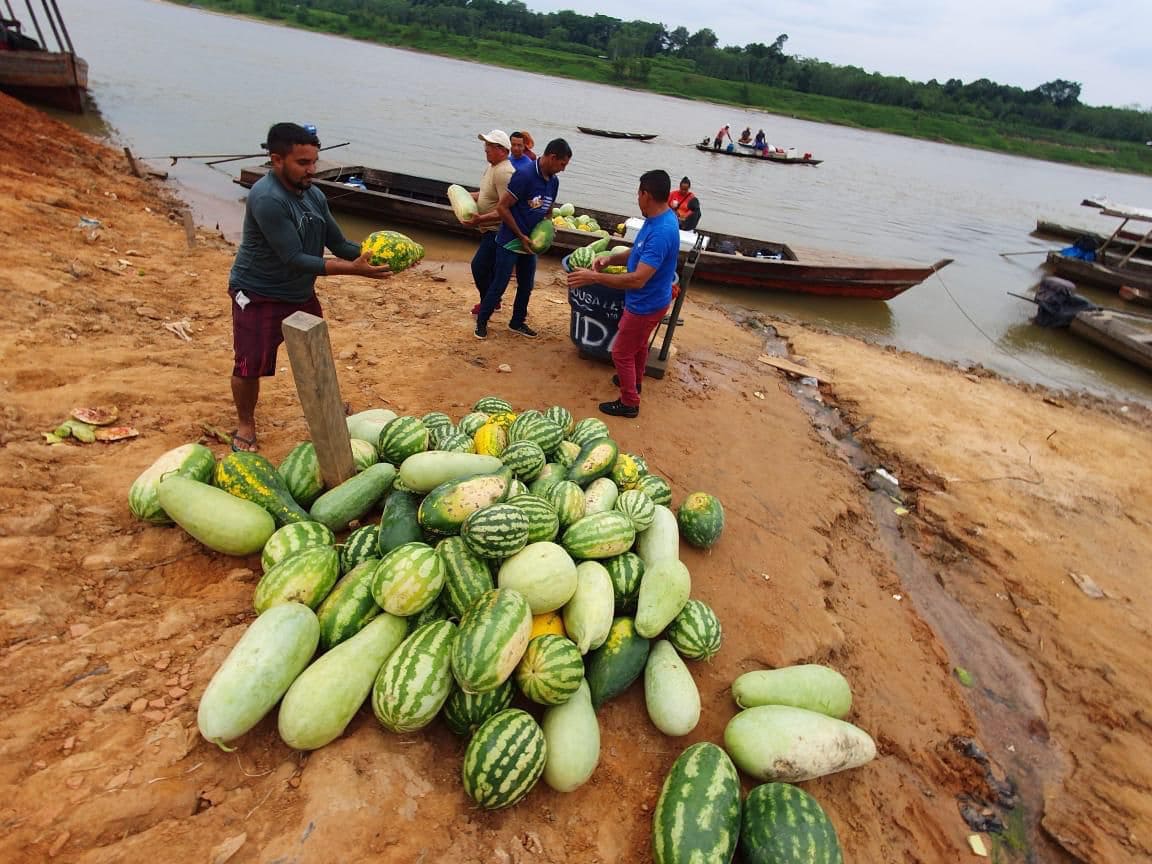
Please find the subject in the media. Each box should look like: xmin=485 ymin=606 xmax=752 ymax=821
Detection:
xmin=754 ymin=129 xmax=767 ymax=151
xmin=668 ymin=176 xmax=701 ymax=231
xmin=739 ymin=127 xmax=753 ymax=144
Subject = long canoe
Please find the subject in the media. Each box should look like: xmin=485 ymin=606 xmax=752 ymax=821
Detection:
xmin=1045 ymin=251 xmax=1152 ymax=302
xmin=236 ymin=165 xmax=948 ymax=300
xmin=1033 ymin=220 xmax=1152 ymax=260
xmin=577 ymin=126 xmax=657 ymax=141
xmin=1069 ymin=309 xmax=1152 ymax=373
xmin=695 ymin=143 xmax=822 ymax=166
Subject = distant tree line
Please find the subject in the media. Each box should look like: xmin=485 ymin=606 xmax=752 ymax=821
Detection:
xmin=207 ymin=0 xmax=1152 ymax=142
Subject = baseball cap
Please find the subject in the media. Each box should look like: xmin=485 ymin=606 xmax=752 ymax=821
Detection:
xmin=478 ymin=129 xmax=511 ymax=150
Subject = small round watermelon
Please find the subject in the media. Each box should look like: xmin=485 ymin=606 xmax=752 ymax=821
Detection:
xmin=677 ymin=492 xmax=725 ymax=549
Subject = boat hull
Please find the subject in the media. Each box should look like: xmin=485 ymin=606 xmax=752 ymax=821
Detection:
xmin=695 ymin=143 xmax=821 ymax=165
xmin=1045 ymin=251 xmax=1152 ymax=296
xmin=236 ymin=165 xmax=944 ymax=300
xmin=1069 ymin=309 xmax=1152 ymax=373
xmin=577 ymin=126 xmax=657 ymax=141
xmin=0 ymin=51 xmax=88 ymax=112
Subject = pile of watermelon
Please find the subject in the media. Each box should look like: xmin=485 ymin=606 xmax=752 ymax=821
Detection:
xmin=550 ymin=201 xmax=604 ymax=234
xmin=129 ymin=394 xmax=729 ymax=812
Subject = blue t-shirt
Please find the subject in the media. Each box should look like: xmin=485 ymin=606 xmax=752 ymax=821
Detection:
xmin=509 ymin=153 xmax=533 ymax=172
xmin=625 ymin=209 xmax=679 ymax=314
xmin=495 ymin=161 xmax=559 ymax=247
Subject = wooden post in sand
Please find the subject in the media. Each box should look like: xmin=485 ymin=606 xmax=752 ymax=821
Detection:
xmin=281 ymin=311 xmax=355 ymax=488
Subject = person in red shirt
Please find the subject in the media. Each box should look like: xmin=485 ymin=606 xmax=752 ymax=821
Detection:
xmin=668 ymin=177 xmax=701 ymax=231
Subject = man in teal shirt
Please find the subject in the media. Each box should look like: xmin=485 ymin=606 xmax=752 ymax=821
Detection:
xmin=228 ymin=122 xmax=390 ymax=452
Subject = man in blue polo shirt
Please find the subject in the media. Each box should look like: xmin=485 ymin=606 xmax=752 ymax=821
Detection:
xmin=475 ymin=137 xmax=573 ymax=340
xmin=567 ymin=169 xmax=679 ymax=418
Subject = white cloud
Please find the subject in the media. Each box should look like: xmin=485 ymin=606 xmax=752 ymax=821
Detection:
xmin=525 ymin=0 xmax=1151 ymax=107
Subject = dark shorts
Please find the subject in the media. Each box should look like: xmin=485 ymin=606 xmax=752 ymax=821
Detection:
xmin=231 ymin=290 xmax=323 ymax=378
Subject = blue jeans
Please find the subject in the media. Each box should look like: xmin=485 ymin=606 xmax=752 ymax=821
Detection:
xmin=471 ymin=233 xmax=535 ymax=304
xmin=479 ymin=245 xmax=536 ymax=326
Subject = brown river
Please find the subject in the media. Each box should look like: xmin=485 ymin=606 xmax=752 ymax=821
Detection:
xmin=57 ymin=0 xmax=1152 ymax=402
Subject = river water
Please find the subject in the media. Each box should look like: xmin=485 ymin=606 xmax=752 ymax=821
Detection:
xmin=57 ymin=0 xmax=1152 ymax=402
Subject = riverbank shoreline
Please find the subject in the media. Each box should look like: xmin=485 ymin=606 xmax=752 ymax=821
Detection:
xmin=2 ymin=93 xmax=1150 ymax=863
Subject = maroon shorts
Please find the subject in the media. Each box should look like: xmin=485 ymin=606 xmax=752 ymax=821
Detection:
xmin=231 ymin=291 xmax=323 ymax=378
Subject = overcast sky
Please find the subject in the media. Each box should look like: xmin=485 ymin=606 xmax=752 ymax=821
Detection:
xmin=524 ymin=0 xmax=1150 ymax=109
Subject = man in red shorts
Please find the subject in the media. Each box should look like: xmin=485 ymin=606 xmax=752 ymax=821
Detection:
xmin=228 ymin=122 xmax=391 ymax=451
xmin=567 ymin=169 xmax=679 ymax=418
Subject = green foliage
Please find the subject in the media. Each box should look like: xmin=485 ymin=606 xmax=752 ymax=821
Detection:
xmin=169 ymin=0 xmax=1152 ymax=174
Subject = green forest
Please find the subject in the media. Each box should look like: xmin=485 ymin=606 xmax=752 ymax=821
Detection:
xmin=173 ymin=0 xmax=1152 ymax=174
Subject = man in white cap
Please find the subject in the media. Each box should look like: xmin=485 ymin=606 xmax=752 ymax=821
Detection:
xmin=466 ymin=129 xmax=528 ymax=316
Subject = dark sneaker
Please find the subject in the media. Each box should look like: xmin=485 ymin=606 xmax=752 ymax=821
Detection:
xmin=508 ymin=322 xmax=539 ymax=338
xmin=611 ymin=374 xmax=641 ymax=394
xmin=599 ymin=399 xmax=639 ymax=418
xmin=474 ymin=320 xmax=488 ymax=340
xmin=472 ymin=303 xmax=502 ymax=315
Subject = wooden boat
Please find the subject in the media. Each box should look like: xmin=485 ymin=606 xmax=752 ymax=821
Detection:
xmin=1070 ymin=309 xmax=1152 ymax=372
xmin=236 ymin=165 xmax=949 ymax=300
xmin=695 ymin=143 xmax=821 ymax=165
xmin=1033 ymin=220 xmax=1152 ymax=259
xmin=1045 ymin=252 xmax=1152 ymax=304
xmin=0 ymin=4 xmax=88 ymax=113
xmin=576 ymin=126 xmax=657 ymax=141
xmin=1043 ymin=199 xmax=1152 ymax=304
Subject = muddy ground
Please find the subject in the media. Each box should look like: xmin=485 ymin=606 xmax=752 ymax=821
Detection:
xmin=1 ymin=93 xmax=1150 ymax=863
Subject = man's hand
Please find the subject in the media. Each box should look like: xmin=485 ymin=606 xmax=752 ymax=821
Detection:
xmin=350 ymin=250 xmax=392 ymax=279
xmin=567 ymin=268 xmax=597 ymax=288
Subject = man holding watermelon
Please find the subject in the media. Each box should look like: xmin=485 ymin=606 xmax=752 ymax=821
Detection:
xmin=228 ymin=122 xmax=391 ymax=452
xmin=567 ymin=170 xmax=679 ymax=418
xmin=474 ymin=137 xmax=573 ymax=341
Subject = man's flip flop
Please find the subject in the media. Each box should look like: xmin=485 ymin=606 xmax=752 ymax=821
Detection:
xmin=230 ymin=431 xmax=258 ymax=453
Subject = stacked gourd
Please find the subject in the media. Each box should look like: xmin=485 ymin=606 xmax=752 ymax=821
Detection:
xmin=129 ymin=395 xmax=727 ymax=812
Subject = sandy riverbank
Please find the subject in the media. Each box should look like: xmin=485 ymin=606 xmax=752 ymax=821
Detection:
xmin=1 ymin=92 xmax=1150 ymax=863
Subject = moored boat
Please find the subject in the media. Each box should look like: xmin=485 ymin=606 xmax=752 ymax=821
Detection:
xmin=1033 ymin=220 xmax=1152 ymax=260
xmin=576 ymin=126 xmax=657 ymax=141
xmin=0 ymin=3 xmax=88 ymax=113
xmin=694 ymin=143 xmax=821 ymax=165
xmin=236 ymin=164 xmax=947 ymax=300
xmin=1069 ymin=309 xmax=1152 ymax=373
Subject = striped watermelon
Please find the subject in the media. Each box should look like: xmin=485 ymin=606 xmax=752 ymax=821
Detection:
xmin=350 ymin=438 xmax=379 ymax=471
xmin=443 ymin=680 xmax=514 ymax=737
xmin=515 ymin=635 xmax=585 ymax=705
xmin=615 ymin=489 xmax=656 ymax=532
xmin=129 ymin=442 xmax=217 ymax=524
xmin=561 ymin=511 xmax=637 ymax=560
xmin=451 ymin=588 xmax=533 ymax=694
xmin=432 ymin=430 xmax=471 ymax=453
xmin=473 ymin=396 xmax=514 ymax=415
xmin=637 ymin=474 xmax=673 ymax=506
xmin=253 ymin=545 xmax=340 ymax=613
xmin=261 ymin=520 xmax=336 ymax=572
xmin=316 ymin=558 xmax=384 ymax=651
xmin=421 ymin=411 xmax=455 ymax=445
xmin=378 ymin=416 xmax=430 ymax=465
xmin=547 ymin=480 xmax=586 ymax=528
xmin=677 ymin=492 xmax=726 ymax=549
xmin=652 ymin=742 xmax=741 ymax=864
xmin=340 ymin=523 xmax=380 ymax=573
xmin=501 ymin=440 xmax=547 ymax=481
xmin=371 ymin=542 xmax=445 ymax=616
xmin=507 ymin=409 xmax=543 ymax=439
xmin=666 ymin=599 xmax=722 ymax=661
xmin=543 ymin=405 xmax=574 ymax=436
xmin=739 ymin=783 xmax=843 ymax=864
xmin=509 ymin=413 xmax=565 ymax=455
xmin=552 ymin=440 xmax=582 ymax=469
xmin=377 ymin=489 xmax=423 ymax=555
xmin=372 ymin=620 xmax=457 ymax=732
xmin=457 ymin=411 xmax=490 ymax=437
xmin=461 ymin=503 xmax=531 ymax=559
xmin=604 ymin=552 xmax=645 ymax=613
xmin=568 ymin=438 xmax=619 ymax=486
xmin=436 ymin=536 xmax=494 ymax=618
xmin=569 ymin=417 xmax=610 ymax=447
xmin=506 ymin=494 xmax=560 ymax=543
xmin=276 ymin=442 xmax=325 ymax=508
xmin=462 ymin=708 xmax=547 ymax=809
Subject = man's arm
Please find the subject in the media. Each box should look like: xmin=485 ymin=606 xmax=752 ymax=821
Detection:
xmin=321 ymin=199 xmax=362 ymax=261
xmin=495 ymin=188 xmax=532 ymax=248
xmin=568 ymin=260 xmax=655 ymax=291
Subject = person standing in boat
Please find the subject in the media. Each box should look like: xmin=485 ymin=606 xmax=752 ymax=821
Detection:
xmin=668 ymin=176 xmax=701 ymax=231
xmin=466 ymin=129 xmax=531 ymax=317
xmin=509 ymin=131 xmax=534 ymax=171
xmin=567 ymin=169 xmax=679 ymax=419
xmin=475 ymin=137 xmax=573 ymax=340
xmin=712 ymin=125 xmax=729 ymax=151
xmin=227 ymin=122 xmax=391 ymax=452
